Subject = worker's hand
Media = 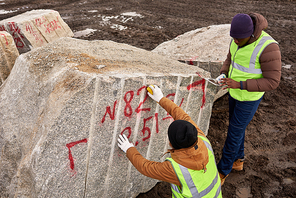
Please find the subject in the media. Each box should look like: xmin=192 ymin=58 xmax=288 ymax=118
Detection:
xmin=147 ymin=85 xmax=164 ymax=103
xmin=221 ymin=78 xmax=240 ymax=90
xmin=118 ymin=134 xmax=134 ymax=153
xmin=215 ymin=74 xmax=226 ymax=85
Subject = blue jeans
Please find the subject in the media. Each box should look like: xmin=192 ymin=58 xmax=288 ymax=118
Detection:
xmin=217 ymin=94 xmax=263 ymax=175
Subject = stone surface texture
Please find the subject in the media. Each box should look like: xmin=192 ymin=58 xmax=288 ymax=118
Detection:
xmin=0 ymin=37 xmax=218 ymax=198
xmin=0 ymin=31 xmax=19 ymax=86
xmin=152 ymin=24 xmax=231 ymax=63
xmin=152 ymin=24 xmax=231 ymax=101
xmin=0 ymin=9 xmax=74 ymax=54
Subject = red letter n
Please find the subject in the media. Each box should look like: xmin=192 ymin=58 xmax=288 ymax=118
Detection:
xmin=101 ymin=100 xmax=118 ymax=123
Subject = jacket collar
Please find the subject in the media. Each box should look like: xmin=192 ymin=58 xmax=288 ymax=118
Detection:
xmin=167 ymin=137 xmax=209 ymax=171
xmin=247 ymin=12 xmax=268 ymax=45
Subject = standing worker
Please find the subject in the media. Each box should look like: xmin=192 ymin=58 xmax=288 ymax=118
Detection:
xmin=118 ymin=85 xmax=222 ymax=198
xmin=215 ymin=13 xmax=281 ymax=185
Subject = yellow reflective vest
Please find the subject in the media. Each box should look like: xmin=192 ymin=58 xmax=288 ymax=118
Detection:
xmin=166 ymin=136 xmax=222 ymax=198
xmin=228 ymin=31 xmax=278 ymax=101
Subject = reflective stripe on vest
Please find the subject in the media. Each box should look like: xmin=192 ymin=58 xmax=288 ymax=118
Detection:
xmin=167 ymin=136 xmax=222 ymax=198
xmin=231 ymin=36 xmax=274 ymax=74
xmin=228 ymin=31 xmax=278 ymax=101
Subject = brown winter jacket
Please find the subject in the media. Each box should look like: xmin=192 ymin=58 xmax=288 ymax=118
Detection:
xmin=126 ymin=97 xmax=209 ymax=188
xmin=220 ymin=13 xmax=281 ymax=91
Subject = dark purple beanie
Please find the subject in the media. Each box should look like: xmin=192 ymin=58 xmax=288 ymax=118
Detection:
xmin=230 ymin=14 xmax=254 ymax=38
xmin=168 ymin=120 xmax=197 ymax=149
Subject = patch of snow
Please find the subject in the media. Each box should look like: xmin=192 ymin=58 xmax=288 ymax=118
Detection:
xmin=61 ymin=16 xmax=71 ymax=20
xmin=121 ymin=12 xmax=143 ymax=18
xmin=0 ymin=9 xmax=18 ymax=14
xmin=282 ymin=64 xmax=292 ymax=69
xmin=73 ymin=28 xmax=97 ymax=38
xmin=110 ymin=24 xmax=127 ymax=31
xmin=95 ymin=12 xmax=144 ymax=31
xmin=88 ymin=10 xmax=98 ymax=13
xmin=79 ymin=1 xmax=87 ymax=5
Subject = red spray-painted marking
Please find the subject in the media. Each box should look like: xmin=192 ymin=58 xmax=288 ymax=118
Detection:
xmin=35 ymin=16 xmax=47 ymax=27
xmin=187 ymin=79 xmax=206 ymax=108
xmin=179 ymin=98 xmax=185 ymax=107
xmin=142 ymin=116 xmax=153 ymax=141
xmin=124 ymin=91 xmax=134 ymax=118
xmin=137 ymin=85 xmax=146 ymax=96
xmin=195 ymin=72 xmax=202 ymax=78
xmin=189 ymin=56 xmax=199 ymax=65
xmin=45 ymin=19 xmax=61 ymax=33
xmin=162 ymin=93 xmax=176 ymax=119
xmin=0 ymin=25 xmax=5 ymax=31
xmin=35 ymin=16 xmax=61 ymax=33
xmin=25 ymin=24 xmax=44 ymax=43
xmin=101 ymin=100 xmax=117 ymax=123
xmin=166 ymin=93 xmax=175 ymax=101
xmin=162 ymin=117 xmax=173 ymax=121
xmin=100 ymin=82 xmax=205 ymax=148
xmin=124 ymin=113 xmax=160 ymax=145
xmin=155 ymin=113 xmax=159 ymax=133
xmin=0 ymin=33 xmax=8 ymax=45
xmin=162 ymin=94 xmax=185 ymax=120
xmin=135 ymin=86 xmax=151 ymax=113
xmin=121 ymin=127 xmax=132 ymax=139
xmin=66 ymin=138 xmax=88 ymax=170
xmin=8 ymin=22 xmax=25 ymax=48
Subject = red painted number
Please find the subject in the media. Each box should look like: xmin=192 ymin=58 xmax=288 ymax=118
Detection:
xmin=135 ymin=86 xmax=151 ymax=113
xmin=121 ymin=127 xmax=132 ymax=139
xmin=141 ymin=116 xmax=153 ymax=141
xmin=124 ymin=91 xmax=134 ymax=118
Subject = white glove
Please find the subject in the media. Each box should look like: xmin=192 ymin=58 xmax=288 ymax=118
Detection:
xmin=215 ymin=74 xmax=226 ymax=85
xmin=118 ymin=134 xmax=134 ymax=153
xmin=147 ymin=85 xmax=164 ymax=103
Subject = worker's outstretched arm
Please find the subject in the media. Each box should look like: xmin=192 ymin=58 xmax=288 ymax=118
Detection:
xmin=117 ymin=134 xmax=181 ymax=187
xmin=147 ymin=85 xmax=205 ymax=137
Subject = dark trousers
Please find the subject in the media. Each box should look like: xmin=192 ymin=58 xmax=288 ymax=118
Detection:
xmin=217 ymin=94 xmax=263 ymax=175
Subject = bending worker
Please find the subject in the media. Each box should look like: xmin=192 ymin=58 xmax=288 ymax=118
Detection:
xmin=215 ymin=13 xmax=281 ymax=185
xmin=118 ymin=85 xmax=222 ymax=198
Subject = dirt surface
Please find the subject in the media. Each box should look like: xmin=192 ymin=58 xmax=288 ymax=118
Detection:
xmin=1 ymin=0 xmax=295 ymax=197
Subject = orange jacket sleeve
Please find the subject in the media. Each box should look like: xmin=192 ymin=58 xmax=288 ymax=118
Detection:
xmin=126 ymin=147 xmax=181 ymax=187
xmin=126 ymin=97 xmax=207 ymax=187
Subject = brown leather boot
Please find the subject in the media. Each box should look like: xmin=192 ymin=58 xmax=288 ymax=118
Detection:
xmin=218 ymin=172 xmax=228 ymax=186
xmin=232 ymin=158 xmax=244 ymax=171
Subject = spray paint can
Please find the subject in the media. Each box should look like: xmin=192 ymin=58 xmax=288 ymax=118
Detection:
xmin=147 ymin=85 xmax=154 ymax=95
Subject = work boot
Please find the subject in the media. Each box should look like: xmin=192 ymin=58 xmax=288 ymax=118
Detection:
xmin=218 ymin=172 xmax=228 ymax=186
xmin=232 ymin=158 xmax=245 ymax=171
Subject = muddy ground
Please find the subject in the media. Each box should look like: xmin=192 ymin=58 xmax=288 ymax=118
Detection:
xmin=1 ymin=0 xmax=295 ymax=197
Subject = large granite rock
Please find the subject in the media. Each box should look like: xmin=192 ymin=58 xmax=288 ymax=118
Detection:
xmin=0 ymin=37 xmax=217 ymax=197
xmin=152 ymin=24 xmax=232 ymax=100
xmin=0 ymin=9 xmax=74 ymax=54
xmin=152 ymin=24 xmax=231 ymax=64
xmin=0 ymin=31 xmax=19 ymax=86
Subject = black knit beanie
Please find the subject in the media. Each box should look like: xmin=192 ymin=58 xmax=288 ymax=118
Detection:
xmin=168 ymin=120 xmax=198 ymax=149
